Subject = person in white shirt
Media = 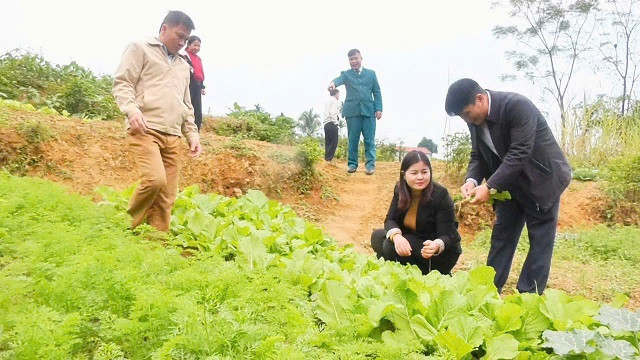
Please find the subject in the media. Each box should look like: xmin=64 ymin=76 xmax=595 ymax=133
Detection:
xmin=323 ymin=89 xmax=342 ymax=161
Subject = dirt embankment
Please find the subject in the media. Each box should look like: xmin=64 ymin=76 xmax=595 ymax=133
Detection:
xmin=1 ymin=108 xmax=605 ymax=244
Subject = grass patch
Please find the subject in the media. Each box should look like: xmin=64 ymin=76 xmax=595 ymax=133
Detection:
xmin=222 ymin=136 xmax=256 ymax=157
xmin=466 ymin=226 xmax=640 ymax=303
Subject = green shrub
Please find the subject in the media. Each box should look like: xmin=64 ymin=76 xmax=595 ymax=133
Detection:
xmin=604 ymin=154 xmax=640 ymax=202
xmin=376 ymin=139 xmax=399 ymax=162
xmin=442 ymin=132 xmax=472 ymax=183
xmin=17 ymin=119 xmax=54 ymax=144
xmin=293 ymin=138 xmax=323 ymax=194
xmin=0 ymin=50 xmax=121 ymax=120
xmin=333 ymin=137 xmax=399 ymax=162
xmin=572 ymin=167 xmax=599 ymax=181
xmin=212 ymin=103 xmax=296 ymax=144
xmin=223 ymin=136 xmax=256 ymax=157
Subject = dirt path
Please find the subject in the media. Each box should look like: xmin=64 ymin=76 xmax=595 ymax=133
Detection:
xmin=315 ymin=162 xmax=398 ymax=253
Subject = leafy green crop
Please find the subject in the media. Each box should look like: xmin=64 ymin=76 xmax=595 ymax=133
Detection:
xmin=1 ymin=173 xmax=639 ymax=359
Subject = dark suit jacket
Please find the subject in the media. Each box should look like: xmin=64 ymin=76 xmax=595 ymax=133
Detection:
xmin=384 ymin=182 xmax=462 ymax=257
xmin=332 ymin=68 xmax=382 ymax=118
xmin=467 ymin=90 xmax=572 ymax=211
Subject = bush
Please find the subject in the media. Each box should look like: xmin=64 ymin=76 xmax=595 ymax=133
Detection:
xmin=333 ymin=137 xmax=399 ymax=162
xmin=294 ymin=137 xmax=323 ymax=194
xmin=0 ymin=50 xmax=121 ymax=120
xmin=17 ymin=119 xmax=54 ymax=144
xmin=442 ymin=132 xmax=471 ymax=183
xmin=603 ymin=153 xmax=640 ymax=223
xmin=212 ymin=103 xmax=296 ymax=144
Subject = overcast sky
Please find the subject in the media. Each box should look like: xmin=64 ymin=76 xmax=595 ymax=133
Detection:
xmin=2 ymin=0 xmax=597 ymax=151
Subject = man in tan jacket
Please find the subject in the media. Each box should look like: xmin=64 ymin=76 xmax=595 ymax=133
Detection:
xmin=113 ymin=10 xmax=202 ymax=231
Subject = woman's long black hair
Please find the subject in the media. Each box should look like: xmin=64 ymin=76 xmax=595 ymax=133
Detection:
xmin=397 ymin=150 xmax=434 ymax=211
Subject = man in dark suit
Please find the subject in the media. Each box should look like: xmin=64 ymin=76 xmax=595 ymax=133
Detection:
xmin=444 ymin=78 xmax=572 ymax=294
xmin=328 ymin=49 xmax=383 ymax=175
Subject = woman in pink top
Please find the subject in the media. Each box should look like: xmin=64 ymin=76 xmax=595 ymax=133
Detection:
xmin=184 ymin=35 xmax=206 ymax=130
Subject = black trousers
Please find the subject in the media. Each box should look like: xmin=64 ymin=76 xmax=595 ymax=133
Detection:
xmin=324 ymin=122 xmax=339 ymax=161
xmin=370 ymin=229 xmax=459 ymax=275
xmin=489 ymin=186 xmax=560 ymax=294
xmin=189 ymin=81 xmax=203 ymax=131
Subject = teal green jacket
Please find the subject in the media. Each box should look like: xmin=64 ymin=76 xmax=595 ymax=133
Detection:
xmin=332 ymin=68 xmax=383 ymax=118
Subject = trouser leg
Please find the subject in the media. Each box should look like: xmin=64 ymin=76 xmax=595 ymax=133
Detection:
xmin=146 ymin=134 xmax=181 ymax=232
xmin=190 ymin=84 xmax=203 ymax=131
xmin=346 ymin=116 xmax=363 ymax=169
xmin=127 ymin=131 xmax=167 ymax=229
xmin=361 ymin=116 xmax=376 ymax=171
xmin=517 ymin=199 xmax=560 ymax=294
xmin=487 ymin=198 xmax=526 ymax=292
xmin=324 ymin=122 xmax=339 ymax=161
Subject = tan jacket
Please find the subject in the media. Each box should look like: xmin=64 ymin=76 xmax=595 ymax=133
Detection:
xmin=113 ymin=37 xmax=199 ymax=144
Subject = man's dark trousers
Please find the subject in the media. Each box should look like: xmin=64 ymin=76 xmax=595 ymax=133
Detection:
xmin=324 ymin=122 xmax=339 ymax=161
xmin=489 ymin=185 xmax=560 ymax=294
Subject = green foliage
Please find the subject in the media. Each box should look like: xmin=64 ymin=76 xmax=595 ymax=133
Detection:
xmin=565 ymin=98 xmax=640 ymax=167
xmin=376 ymin=139 xmax=399 ymax=162
xmin=16 ymin=118 xmax=54 ymax=144
xmin=213 ymin=103 xmax=296 ymax=144
xmin=223 ymin=136 xmax=257 ymax=157
xmin=417 ymin=137 xmax=438 ymax=154
xmin=556 ymin=226 xmax=640 ymax=265
xmin=334 ymin=137 xmax=400 ymax=162
xmin=0 ymin=50 xmax=120 ymax=120
xmin=2 ymin=174 xmax=640 ymax=358
xmin=297 ymin=108 xmax=321 ymax=138
xmin=442 ymin=132 xmax=472 ymax=183
xmin=573 ymin=167 xmax=599 ymax=181
xmin=294 ymin=138 xmax=323 ymax=194
xmin=604 ymin=154 xmax=640 ymax=203
xmin=268 ymin=150 xmax=294 ymax=164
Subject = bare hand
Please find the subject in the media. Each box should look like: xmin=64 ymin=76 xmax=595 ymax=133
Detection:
xmin=201 ymin=88 xmax=206 ymax=96
xmin=460 ymin=181 xmax=475 ymax=200
xmin=393 ymin=235 xmax=412 ymax=257
xmin=375 ymin=111 xmax=382 ymax=120
xmin=327 ymin=82 xmax=336 ymax=91
xmin=421 ymin=240 xmax=439 ymax=259
xmin=469 ymin=184 xmax=490 ymax=204
xmin=189 ymin=139 xmax=202 ymax=157
xmin=128 ymin=113 xmax=149 ymax=135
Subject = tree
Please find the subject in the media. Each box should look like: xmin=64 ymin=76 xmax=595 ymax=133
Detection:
xmin=417 ymin=137 xmax=438 ymax=154
xmin=594 ymin=0 xmax=640 ymax=115
xmin=297 ymin=108 xmax=321 ymax=137
xmin=493 ymin=0 xmax=598 ymax=145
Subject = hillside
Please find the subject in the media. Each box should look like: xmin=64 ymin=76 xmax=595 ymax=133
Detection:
xmin=2 ymin=105 xmax=636 ymax=308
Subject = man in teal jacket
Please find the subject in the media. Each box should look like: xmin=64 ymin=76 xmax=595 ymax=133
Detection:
xmin=328 ymin=49 xmax=383 ymax=175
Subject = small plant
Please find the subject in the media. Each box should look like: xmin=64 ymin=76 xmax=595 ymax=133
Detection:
xmin=320 ymin=185 xmax=340 ymax=201
xmin=268 ymin=150 xmax=294 ymax=164
xmin=294 ymin=138 xmax=323 ymax=194
xmin=223 ymin=136 xmax=256 ymax=157
xmin=572 ymin=168 xmax=599 ymax=181
xmin=17 ymin=119 xmax=54 ymax=144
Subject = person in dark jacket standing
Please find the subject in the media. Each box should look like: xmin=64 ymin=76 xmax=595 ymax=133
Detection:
xmin=184 ymin=35 xmax=206 ymax=130
xmin=371 ymin=150 xmax=462 ymax=275
xmin=445 ymin=78 xmax=572 ymax=294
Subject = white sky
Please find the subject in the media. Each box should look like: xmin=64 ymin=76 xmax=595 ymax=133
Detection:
xmin=1 ymin=0 xmax=608 ymax=151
